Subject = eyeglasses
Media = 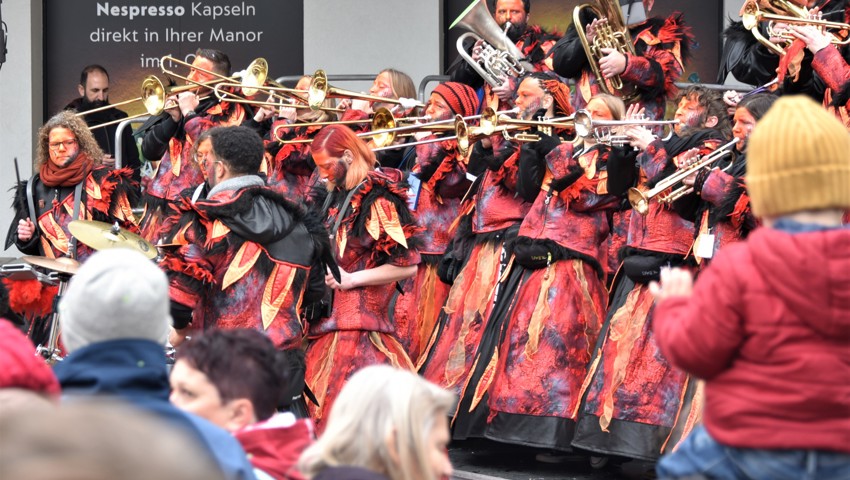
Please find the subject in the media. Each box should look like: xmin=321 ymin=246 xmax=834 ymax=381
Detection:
xmin=194 ymin=152 xmax=221 ymax=169
xmin=48 ymin=140 xmax=78 ymax=151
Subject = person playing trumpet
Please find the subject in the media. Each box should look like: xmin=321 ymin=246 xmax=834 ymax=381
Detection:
xmin=569 ymin=85 xmax=730 ymax=465
xmin=419 ymin=72 xmax=573 ymax=423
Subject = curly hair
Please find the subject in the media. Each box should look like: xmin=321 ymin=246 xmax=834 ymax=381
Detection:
xmin=37 ymin=110 xmax=104 ymax=169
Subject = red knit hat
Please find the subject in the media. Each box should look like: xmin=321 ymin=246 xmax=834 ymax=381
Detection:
xmin=432 ymin=82 xmax=480 ymax=118
xmin=0 ymin=320 xmax=61 ymax=397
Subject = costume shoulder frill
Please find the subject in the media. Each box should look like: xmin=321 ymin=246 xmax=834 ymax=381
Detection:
xmin=346 ymin=169 xmax=423 ymax=265
xmin=632 ymin=13 xmax=694 ymax=101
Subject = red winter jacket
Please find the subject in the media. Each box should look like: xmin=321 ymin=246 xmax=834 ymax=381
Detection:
xmin=653 ymin=226 xmax=850 ymax=453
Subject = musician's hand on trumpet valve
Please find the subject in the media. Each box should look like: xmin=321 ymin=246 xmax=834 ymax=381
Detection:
xmin=674 ymin=148 xmax=702 ymax=187
xmin=788 ymin=23 xmax=832 ymax=54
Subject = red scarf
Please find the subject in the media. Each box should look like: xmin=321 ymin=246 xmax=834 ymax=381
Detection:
xmin=40 ymin=153 xmax=94 ymax=187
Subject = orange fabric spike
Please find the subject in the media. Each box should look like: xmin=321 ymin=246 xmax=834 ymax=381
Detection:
xmin=221 ymin=242 xmax=262 ymax=290
xmin=337 ymin=226 xmax=348 ymax=258
xmin=261 ymin=263 xmax=297 ymax=330
xmin=373 ymin=201 xmax=408 ymax=248
xmin=469 ymin=347 xmax=500 ymax=412
xmin=599 ymin=285 xmax=654 ymax=432
xmin=210 ymin=219 xmax=231 ymax=241
xmin=366 ymin=207 xmax=381 ymax=241
xmin=86 ymin=178 xmax=103 ymax=201
xmin=368 ymin=332 xmax=410 ymax=369
xmin=306 ymin=332 xmax=340 ymax=422
xmin=169 ymin=137 xmax=183 ymax=176
xmin=525 ymin=265 xmax=557 ymax=358
xmin=777 ymin=39 xmax=806 ymax=84
xmin=39 ymin=216 xmax=69 ymax=255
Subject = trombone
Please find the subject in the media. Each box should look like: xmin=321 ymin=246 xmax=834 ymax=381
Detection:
xmin=213 ymin=82 xmax=343 ymax=114
xmin=274 ymin=109 xmax=432 ymax=144
xmin=88 ymin=75 xmax=217 ymax=130
xmin=370 ymin=107 xmax=518 ymax=153
xmin=627 ymin=138 xmax=740 ymax=215
xmin=741 ymin=0 xmax=850 ymax=56
xmin=307 ymin=69 xmax=425 ymax=111
xmin=88 ymin=56 xmax=267 ymax=130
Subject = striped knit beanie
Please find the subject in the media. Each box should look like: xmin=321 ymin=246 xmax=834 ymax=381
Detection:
xmin=746 ymin=95 xmax=850 ymax=218
xmin=432 ymin=82 xmax=480 ymax=118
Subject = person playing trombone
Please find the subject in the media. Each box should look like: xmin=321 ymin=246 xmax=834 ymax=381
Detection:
xmin=137 ymin=48 xmax=251 ymax=242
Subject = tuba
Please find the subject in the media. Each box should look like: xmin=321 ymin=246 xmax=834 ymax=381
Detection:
xmin=452 ymin=0 xmax=533 ymax=88
xmin=574 ymin=0 xmax=638 ymax=100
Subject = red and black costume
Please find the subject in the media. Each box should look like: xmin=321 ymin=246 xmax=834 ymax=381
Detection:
xmin=392 ymin=137 xmax=472 ymax=365
xmin=304 ymin=169 xmax=421 ymax=428
xmin=264 ymin=121 xmax=321 ymax=200
xmin=550 ymin=13 xmax=693 ymax=120
xmin=455 ymin=139 xmax=619 ymax=449
xmin=160 ymin=176 xmax=331 ymax=351
xmin=418 ymin=133 xmax=533 ymax=398
xmin=570 ymin=129 xmax=725 ymax=461
xmin=138 ymin=95 xmax=247 ymax=241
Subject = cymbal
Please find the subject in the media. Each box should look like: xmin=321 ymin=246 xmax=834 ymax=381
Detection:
xmin=68 ymin=220 xmax=157 ymax=260
xmin=23 ymin=255 xmax=80 ymax=275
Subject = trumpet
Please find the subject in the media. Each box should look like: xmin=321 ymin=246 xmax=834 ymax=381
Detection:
xmin=627 ymin=138 xmax=740 ymax=215
xmin=572 ymin=111 xmax=680 ymax=146
xmin=741 ymin=0 xmax=850 ymax=56
xmin=307 ymin=69 xmax=424 ymax=112
xmin=274 ymin=108 xmax=429 ymax=145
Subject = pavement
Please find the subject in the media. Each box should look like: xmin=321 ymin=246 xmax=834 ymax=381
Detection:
xmin=449 ymin=439 xmax=657 ymax=480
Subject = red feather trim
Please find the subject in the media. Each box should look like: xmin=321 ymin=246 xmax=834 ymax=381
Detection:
xmin=3 ymin=278 xmax=57 ymax=318
xmin=158 ymin=257 xmax=216 ymax=284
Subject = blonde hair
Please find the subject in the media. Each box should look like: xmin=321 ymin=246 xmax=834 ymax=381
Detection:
xmin=379 ymin=68 xmax=416 ymax=101
xmin=588 ymin=93 xmax=626 ymax=121
xmin=296 ymin=75 xmax=337 ymax=123
xmin=38 ymin=110 xmax=104 ymax=169
xmin=298 ymin=365 xmax=454 ymax=480
xmin=311 ymin=125 xmax=378 ymax=190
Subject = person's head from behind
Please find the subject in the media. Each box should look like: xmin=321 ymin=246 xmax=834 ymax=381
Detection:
xmin=298 ymin=365 xmax=454 ymax=480
xmin=77 ymin=64 xmax=110 ymax=109
xmin=494 ymin=0 xmax=530 ymax=41
xmin=37 ymin=110 xmax=104 ymax=170
xmin=731 ymin=93 xmax=777 ymax=153
xmin=311 ymin=125 xmax=378 ymax=191
xmin=0 ymin=319 xmax=60 ymax=412
xmin=170 ymin=328 xmax=301 ymax=432
xmin=746 ymin=95 xmax=850 ymax=226
xmin=201 ymin=126 xmax=264 ymax=188
xmin=58 ymin=249 xmax=171 ymax=354
xmin=0 ymin=400 xmax=225 ymax=480
xmin=673 ymin=85 xmax=730 ymax=137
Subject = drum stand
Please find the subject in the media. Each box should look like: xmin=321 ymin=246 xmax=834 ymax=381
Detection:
xmin=35 ymin=271 xmax=71 ymax=365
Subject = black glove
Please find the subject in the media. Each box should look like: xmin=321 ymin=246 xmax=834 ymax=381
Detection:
xmin=170 ymin=302 xmax=194 ymax=330
xmin=530 ymin=132 xmax=561 ymax=158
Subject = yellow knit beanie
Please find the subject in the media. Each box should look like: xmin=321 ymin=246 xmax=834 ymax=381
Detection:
xmin=746 ymin=95 xmax=850 ymax=218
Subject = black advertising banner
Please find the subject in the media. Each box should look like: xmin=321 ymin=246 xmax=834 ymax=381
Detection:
xmin=43 ymin=0 xmax=304 ymax=119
